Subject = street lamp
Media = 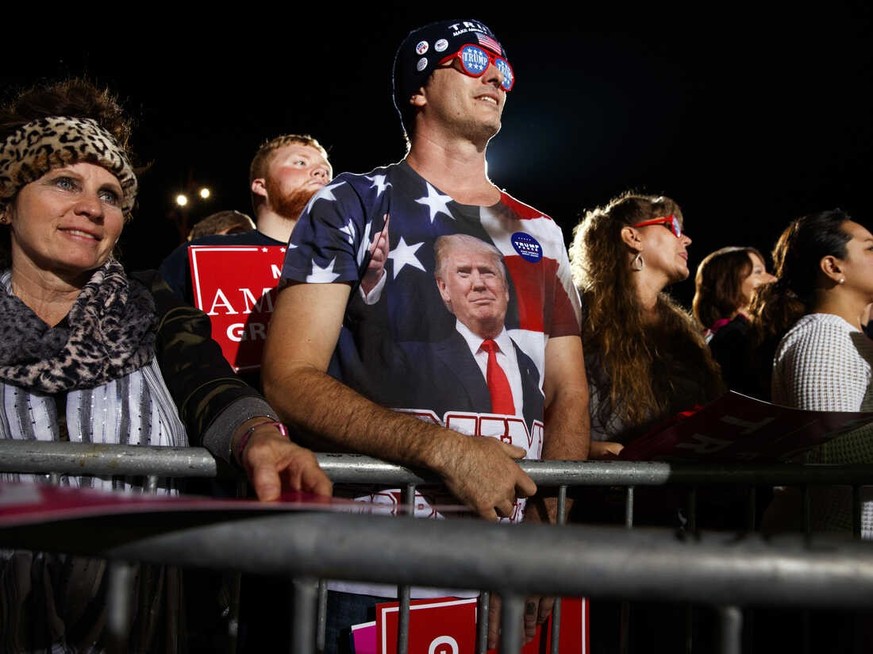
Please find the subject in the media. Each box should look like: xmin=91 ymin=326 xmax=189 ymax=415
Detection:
xmin=170 ymin=182 xmax=214 ymax=243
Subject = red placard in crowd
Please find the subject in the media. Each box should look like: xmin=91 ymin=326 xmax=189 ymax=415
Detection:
xmin=619 ymin=391 xmax=873 ymax=463
xmin=188 ymin=245 xmax=286 ymax=371
xmin=348 ymin=595 xmax=588 ymax=654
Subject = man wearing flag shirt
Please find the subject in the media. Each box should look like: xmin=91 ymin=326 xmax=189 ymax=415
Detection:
xmin=262 ymin=17 xmax=590 ymax=652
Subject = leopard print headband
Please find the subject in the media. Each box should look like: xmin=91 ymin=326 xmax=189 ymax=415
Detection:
xmin=0 ymin=116 xmax=137 ymax=216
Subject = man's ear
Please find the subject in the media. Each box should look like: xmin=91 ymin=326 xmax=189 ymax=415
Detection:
xmin=410 ymin=89 xmax=427 ymax=108
xmin=251 ymin=178 xmax=267 ymax=200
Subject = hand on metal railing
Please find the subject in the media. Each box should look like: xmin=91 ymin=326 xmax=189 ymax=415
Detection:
xmin=232 ymin=419 xmax=333 ymax=502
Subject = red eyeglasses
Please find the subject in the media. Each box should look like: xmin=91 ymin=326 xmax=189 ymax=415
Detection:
xmin=437 ymin=44 xmax=515 ymax=91
xmin=632 ymin=214 xmax=683 ymax=239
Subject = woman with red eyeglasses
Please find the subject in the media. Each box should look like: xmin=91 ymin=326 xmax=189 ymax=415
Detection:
xmin=567 ymin=191 xmax=727 ymax=652
xmin=568 ymin=191 xmax=724 ymax=459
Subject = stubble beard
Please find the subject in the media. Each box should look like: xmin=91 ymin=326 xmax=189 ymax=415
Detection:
xmin=459 ymin=114 xmax=501 ymax=150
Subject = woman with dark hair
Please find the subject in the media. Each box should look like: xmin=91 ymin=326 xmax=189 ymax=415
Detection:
xmin=751 ymin=208 xmax=873 ymax=653
xmin=692 ymin=245 xmax=776 ymax=395
xmin=754 ymin=209 xmax=873 ymax=535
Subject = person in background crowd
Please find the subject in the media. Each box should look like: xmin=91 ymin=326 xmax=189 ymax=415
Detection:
xmin=187 ymin=208 xmax=256 ymax=240
xmin=159 ymin=133 xmax=332 ymax=304
xmin=158 ymin=133 xmax=332 ymax=403
xmin=0 ymin=76 xmax=331 ymax=653
xmin=567 ymin=191 xmax=725 ymax=654
xmin=262 ymin=17 xmax=589 ymax=653
xmin=692 ymin=245 xmax=776 ymax=396
xmin=159 ymin=133 xmax=333 ymax=653
xmin=160 ymin=135 xmax=333 ymax=652
xmin=569 ymin=191 xmax=724 ymax=458
xmin=752 ymin=209 xmax=873 ymax=653
xmin=757 ymin=209 xmax=873 ymax=535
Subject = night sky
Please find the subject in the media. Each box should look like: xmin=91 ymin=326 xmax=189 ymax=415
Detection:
xmin=4 ymin=4 xmax=872 ymax=307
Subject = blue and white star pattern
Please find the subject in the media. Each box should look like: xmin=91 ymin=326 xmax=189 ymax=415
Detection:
xmin=283 ymin=159 xmax=582 ymax=542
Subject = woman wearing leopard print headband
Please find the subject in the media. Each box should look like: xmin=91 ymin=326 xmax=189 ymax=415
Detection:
xmin=0 ymin=77 xmax=332 ymax=653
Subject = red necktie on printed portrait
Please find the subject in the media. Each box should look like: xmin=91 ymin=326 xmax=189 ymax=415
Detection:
xmin=481 ymin=339 xmax=515 ymax=414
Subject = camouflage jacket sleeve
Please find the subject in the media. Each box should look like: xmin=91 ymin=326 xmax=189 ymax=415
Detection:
xmin=131 ymin=269 xmax=277 ymax=463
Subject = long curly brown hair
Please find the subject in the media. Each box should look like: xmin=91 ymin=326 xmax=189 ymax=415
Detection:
xmin=569 ymin=191 xmax=723 ymax=430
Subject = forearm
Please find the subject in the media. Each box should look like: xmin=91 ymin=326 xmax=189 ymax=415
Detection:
xmin=541 ymin=335 xmax=591 ymax=461
xmin=201 ymin=396 xmax=278 ymax=465
xmin=141 ymin=269 xmax=276 ymax=459
xmin=263 ymin=365 xmax=465 ymax=472
xmin=542 ymin=384 xmax=591 ymax=461
xmin=533 ymin=341 xmax=591 ymax=523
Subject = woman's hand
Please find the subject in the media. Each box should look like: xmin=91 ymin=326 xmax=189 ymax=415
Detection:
xmin=589 ymin=441 xmax=624 ymax=460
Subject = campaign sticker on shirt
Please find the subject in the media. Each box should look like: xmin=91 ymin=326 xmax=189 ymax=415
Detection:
xmin=511 ymin=232 xmax=542 ymax=263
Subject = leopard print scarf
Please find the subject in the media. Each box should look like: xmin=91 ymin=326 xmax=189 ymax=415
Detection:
xmin=0 ymin=259 xmax=156 ymax=393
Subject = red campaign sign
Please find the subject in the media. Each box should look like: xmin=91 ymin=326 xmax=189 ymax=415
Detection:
xmin=188 ymin=245 xmax=286 ymax=371
xmin=362 ymin=596 xmax=588 ymax=654
xmin=619 ymin=391 xmax=873 ymax=463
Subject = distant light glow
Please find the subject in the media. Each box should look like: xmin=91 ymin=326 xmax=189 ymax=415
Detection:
xmin=199 ymin=187 xmax=211 ymax=200
xmin=175 ymin=194 xmax=189 ymax=207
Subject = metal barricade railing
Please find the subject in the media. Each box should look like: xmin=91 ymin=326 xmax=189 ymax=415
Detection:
xmin=1 ymin=441 xmax=872 ymax=654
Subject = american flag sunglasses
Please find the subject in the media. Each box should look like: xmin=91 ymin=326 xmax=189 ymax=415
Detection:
xmin=437 ymin=44 xmax=515 ymax=91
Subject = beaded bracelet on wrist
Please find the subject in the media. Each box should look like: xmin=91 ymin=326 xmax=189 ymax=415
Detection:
xmin=234 ymin=420 xmax=288 ymax=465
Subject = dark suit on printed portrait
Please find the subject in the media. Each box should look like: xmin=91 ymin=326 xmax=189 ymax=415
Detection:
xmin=394 ymin=330 xmax=544 ymax=435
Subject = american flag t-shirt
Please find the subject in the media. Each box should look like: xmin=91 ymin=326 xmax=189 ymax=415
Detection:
xmin=283 ymin=159 xmax=580 ymax=421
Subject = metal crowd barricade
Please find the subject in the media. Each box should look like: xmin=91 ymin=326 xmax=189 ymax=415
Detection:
xmin=1 ymin=440 xmax=873 ymax=654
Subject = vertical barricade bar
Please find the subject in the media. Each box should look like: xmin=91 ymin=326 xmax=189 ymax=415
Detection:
xmin=684 ymin=490 xmax=697 ymax=653
xmin=717 ymin=605 xmax=742 ymax=654
xmin=687 ymin=486 xmax=698 ymax=533
xmin=549 ymin=597 xmax=563 ymax=654
xmin=624 ymin=486 xmax=635 ymax=529
xmin=499 ymin=592 xmax=525 ymax=654
xmin=106 ymin=561 xmax=135 ymax=654
xmin=292 ymin=576 xmax=319 ymax=653
xmin=549 ymin=484 xmax=568 ymax=654
xmin=477 ymin=592 xmax=490 ymax=654
xmin=317 ymin=579 xmax=329 ymax=653
xmin=621 ymin=485 xmax=634 ymax=654
xmin=395 ymin=483 xmax=417 ymax=654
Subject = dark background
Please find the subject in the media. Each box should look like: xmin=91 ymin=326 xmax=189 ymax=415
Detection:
xmin=4 ymin=4 xmax=872 ymax=307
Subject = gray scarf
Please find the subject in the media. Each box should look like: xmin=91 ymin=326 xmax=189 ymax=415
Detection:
xmin=0 ymin=259 xmax=156 ymax=392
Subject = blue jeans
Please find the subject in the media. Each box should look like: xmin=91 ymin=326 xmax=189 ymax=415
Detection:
xmin=323 ymin=590 xmax=382 ymax=654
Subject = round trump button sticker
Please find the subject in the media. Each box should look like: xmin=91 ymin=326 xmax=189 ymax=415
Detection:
xmin=511 ymin=232 xmax=542 ymax=263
